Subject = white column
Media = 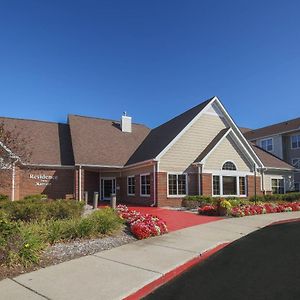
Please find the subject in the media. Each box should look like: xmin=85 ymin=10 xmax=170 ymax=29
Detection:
xmin=78 ymin=165 xmax=82 ymax=201
xmin=11 ymin=161 xmax=16 ymax=201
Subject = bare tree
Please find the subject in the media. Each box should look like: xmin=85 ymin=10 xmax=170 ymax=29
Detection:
xmin=0 ymin=121 xmax=32 ymax=189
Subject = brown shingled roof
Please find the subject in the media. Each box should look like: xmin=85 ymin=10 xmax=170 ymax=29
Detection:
xmin=69 ymin=115 xmax=150 ymax=166
xmin=251 ymin=144 xmax=294 ymax=170
xmin=244 ymin=117 xmax=300 ymax=140
xmin=0 ymin=117 xmax=74 ymax=165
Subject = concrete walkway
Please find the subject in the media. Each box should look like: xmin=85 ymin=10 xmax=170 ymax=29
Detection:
xmin=1 ymin=211 xmax=300 ymax=300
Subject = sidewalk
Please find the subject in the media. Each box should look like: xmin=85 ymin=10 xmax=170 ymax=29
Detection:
xmin=1 ymin=211 xmax=300 ymax=300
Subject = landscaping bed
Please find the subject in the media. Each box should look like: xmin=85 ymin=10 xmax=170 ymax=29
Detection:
xmin=0 ymin=195 xmax=135 ymax=280
xmin=190 ymin=193 xmax=300 ymax=217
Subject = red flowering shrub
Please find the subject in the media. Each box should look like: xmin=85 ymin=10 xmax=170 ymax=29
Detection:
xmin=198 ymin=205 xmax=218 ymax=216
xmin=116 ymin=205 xmax=168 ymax=239
xmin=230 ymin=202 xmax=300 ymax=217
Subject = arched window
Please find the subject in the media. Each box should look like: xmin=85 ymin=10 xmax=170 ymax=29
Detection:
xmin=222 ymin=161 xmax=237 ymax=171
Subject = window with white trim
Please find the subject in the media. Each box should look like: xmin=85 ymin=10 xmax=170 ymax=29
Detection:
xmin=222 ymin=161 xmax=237 ymax=170
xmin=295 ymin=182 xmax=300 ymax=192
xmin=168 ymin=174 xmax=187 ymax=196
xmin=140 ymin=174 xmax=150 ymax=196
xmin=213 ymin=175 xmax=220 ymax=195
xmin=261 ymin=138 xmax=273 ymax=152
xmin=223 ymin=176 xmax=237 ymax=195
xmin=127 ymin=176 xmax=135 ymax=195
xmin=292 ymin=158 xmax=300 ymax=169
xmin=271 ymin=178 xmax=284 ymax=194
xmin=239 ymin=177 xmax=246 ymax=195
xmin=291 ymin=135 xmax=300 ymax=149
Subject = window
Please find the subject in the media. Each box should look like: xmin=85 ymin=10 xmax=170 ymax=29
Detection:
xmin=271 ymin=178 xmax=284 ymax=194
xmin=168 ymin=174 xmax=187 ymax=196
xmin=291 ymin=135 xmax=300 ymax=149
xmin=239 ymin=177 xmax=246 ymax=195
xmin=295 ymin=182 xmax=300 ymax=192
xmin=223 ymin=176 xmax=237 ymax=195
xmin=261 ymin=138 xmax=273 ymax=152
xmin=127 ymin=176 xmax=135 ymax=195
xmin=222 ymin=161 xmax=237 ymax=171
xmin=292 ymin=158 xmax=300 ymax=169
xmin=140 ymin=174 xmax=150 ymax=196
xmin=213 ymin=176 xmax=220 ymax=195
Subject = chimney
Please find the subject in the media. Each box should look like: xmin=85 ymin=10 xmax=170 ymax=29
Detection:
xmin=121 ymin=112 xmax=132 ymax=133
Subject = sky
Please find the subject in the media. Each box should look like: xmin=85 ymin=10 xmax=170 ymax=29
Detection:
xmin=0 ymin=0 xmax=299 ymax=129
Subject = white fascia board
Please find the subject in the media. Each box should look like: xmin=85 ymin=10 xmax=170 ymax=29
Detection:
xmin=199 ymin=128 xmax=257 ymax=168
xmin=76 ymin=164 xmax=123 ymax=169
xmin=155 ymin=97 xmax=217 ymax=160
xmin=23 ymin=164 xmax=75 ymax=169
xmin=198 ymin=128 xmax=231 ymax=163
xmin=213 ymin=98 xmax=264 ymax=168
xmin=123 ymin=159 xmax=157 ymax=169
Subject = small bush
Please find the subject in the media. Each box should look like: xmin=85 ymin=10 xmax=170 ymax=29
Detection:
xmin=182 ymin=196 xmax=214 ymax=209
xmin=1 ymin=199 xmax=84 ymax=222
xmin=23 ymin=194 xmax=47 ymax=201
xmin=90 ymin=208 xmax=124 ymax=235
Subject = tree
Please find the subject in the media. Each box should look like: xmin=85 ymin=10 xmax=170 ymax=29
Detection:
xmin=0 ymin=121 xmax=32 ymax=190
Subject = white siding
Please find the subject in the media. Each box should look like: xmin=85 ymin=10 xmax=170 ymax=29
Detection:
xmin=204 ymin=135 xmax=252 ymax=171
xmin=263 ymin=171 xmax=294 ymax=192
xmin=160 ymin=112 xmax=228 ymax=172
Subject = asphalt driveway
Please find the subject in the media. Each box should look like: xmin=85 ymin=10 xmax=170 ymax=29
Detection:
xmin=144 ymin=221 xmax=300 ymax=300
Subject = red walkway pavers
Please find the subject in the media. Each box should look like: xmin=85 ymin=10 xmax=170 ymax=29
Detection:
xmin=127 ymin=206 xmax=222 ymax=232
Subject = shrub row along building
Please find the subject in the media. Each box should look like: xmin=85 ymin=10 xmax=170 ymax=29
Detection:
xmin=0 ymin=97 xmax=296 ymax=206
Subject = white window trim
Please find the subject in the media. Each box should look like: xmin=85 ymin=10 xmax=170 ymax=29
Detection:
xmin=212 ymin=174 xmax=247 ymax=197
xmin=140 ymin=173 xmax=151 ymax=197
xmin=291 ymin=134 xmax=300 ymax=149
xmin=221 ymin=160 xmax=238 ymax=171
xmin=127 ymin=175 xmax=135 ymax=196
xmin=292 ymin=158 xmax=300 ymax=169
xmin=167 ymin=172 xmax=188 ymax=198
xmin=294 ymin=182 xmax=300 ymax=192
xmin=271 ymin=177 xmax=285 ymax=194
xmin=260 ymin=137 xmax=274 ymax=152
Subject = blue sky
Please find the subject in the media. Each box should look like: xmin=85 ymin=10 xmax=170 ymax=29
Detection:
xmin=0 ymin=0 xmax=299 ymax=129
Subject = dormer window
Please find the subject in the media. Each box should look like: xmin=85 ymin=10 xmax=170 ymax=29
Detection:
xmin=222 ymin=161 xmax=237 ymax=171
xmin=261 ymin=138 xmax=273 ymax=152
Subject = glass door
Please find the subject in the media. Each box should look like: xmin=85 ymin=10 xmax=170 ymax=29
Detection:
xmin=101 ymin=178 xmax=116 ymax=200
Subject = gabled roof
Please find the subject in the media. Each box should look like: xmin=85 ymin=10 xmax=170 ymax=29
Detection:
xmin=126 ymin=97 xmax=214 ymax=165
xmin=194 ymin=128 xmax=231 ymax=163
xmin=239 ymin=127 xmax=252 ymax=134
xmin=0 ymin=117 xmax=74 ymax=166
xmin=244 ymin=117 xmax=300 ymax=140
xmin=69 ymin=115 xmax=150 ymax=166
xmin=250 ymin=144 xmax=294 ymax=170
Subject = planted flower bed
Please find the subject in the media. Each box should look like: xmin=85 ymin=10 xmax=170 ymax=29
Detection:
xmin=116 ymin=205 xmax=168 ymax=239
xmin=198 ymin=201 xmax=300 ymax=218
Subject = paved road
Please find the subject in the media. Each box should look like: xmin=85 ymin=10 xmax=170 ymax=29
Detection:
xmin=144 ymin=221 xmax=300 ymax=300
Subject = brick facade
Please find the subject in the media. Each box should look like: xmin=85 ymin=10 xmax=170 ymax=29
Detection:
xmin=247 ymin=175 xmax=263 ymax=197
xmin=201 ymin=173 xmax=212 ymax=196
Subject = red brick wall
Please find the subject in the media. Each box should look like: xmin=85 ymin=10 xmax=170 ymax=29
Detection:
xmin=118 ymin=174 xmax=153 ymax=206
xmin=0 ymin=169 xmax=13 ymax=199
xmin=18 ymin=168 xmax=75 ymax=200
xmin=84 ymin=171 xmax=99 ymax=203
xmin=247 ymin=175 xmax=263 ymax=197
xmin=201 ymin=173 xmax=212 ymax=196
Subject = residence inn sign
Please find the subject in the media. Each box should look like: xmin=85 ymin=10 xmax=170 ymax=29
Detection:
xmin=29 ymin=174 xmax=58 ymax=186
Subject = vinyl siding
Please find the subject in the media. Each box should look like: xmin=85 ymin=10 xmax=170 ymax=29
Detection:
xmin=263 ymin=171 xmax=294 ymax=192
xmin=159 ymin=112 xmax=228 ymax=172
xmin=256 ymin=135 xmax=283 ymax=159
xmin=204 ymin=135 xmax=252 ymax=171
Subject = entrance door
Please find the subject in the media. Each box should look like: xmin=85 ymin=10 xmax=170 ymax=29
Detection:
xmin=100 ymin=178 xmax=116 ymax=200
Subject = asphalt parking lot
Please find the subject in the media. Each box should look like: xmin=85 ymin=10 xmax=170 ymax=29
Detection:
xmin=144 ymin=221 xmax=300 ymax=300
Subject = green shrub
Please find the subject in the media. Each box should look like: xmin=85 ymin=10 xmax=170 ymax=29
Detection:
xmin=182 ymin=196 xmax=214 ymax=209
xmin=90 ymin=208 xmax=123 ymax=234
xmin=249 ymin=193 xmax=300 ymax=202
xmin=1 ymin=199 xmax=84 ymax=222
xmin=23 ymin=194 xmax=47 ymax=201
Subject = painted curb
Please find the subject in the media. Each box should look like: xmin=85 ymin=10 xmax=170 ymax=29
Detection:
xmin=123 ymin=243 xmax=229 ymax=300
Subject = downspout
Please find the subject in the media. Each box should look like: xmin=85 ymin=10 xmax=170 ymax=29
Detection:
xmin=151 ymin=162 xmax=157 ymax=207
xmin=11 ymin=161 xmax=16 ymax=201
